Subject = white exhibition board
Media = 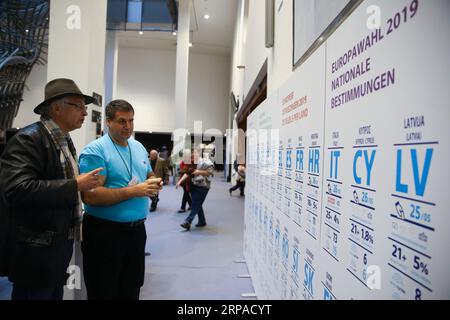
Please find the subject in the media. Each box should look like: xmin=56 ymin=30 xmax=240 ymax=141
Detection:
xmin=245 ymin=0 xmax=450 ymax=300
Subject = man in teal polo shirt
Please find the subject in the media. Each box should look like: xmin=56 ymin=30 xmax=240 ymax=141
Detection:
xmin=79 ymin=99 xmax=162 ymax=300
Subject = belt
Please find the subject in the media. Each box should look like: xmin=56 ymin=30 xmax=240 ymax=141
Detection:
xmin=84 ymin=214 xmax=146 ymax=228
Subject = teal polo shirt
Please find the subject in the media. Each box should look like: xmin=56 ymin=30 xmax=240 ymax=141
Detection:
xmin=79 ymin=135 xmax=152 ymax=222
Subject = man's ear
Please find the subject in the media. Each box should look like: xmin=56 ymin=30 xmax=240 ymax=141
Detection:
xmin=51 ymin=101 xmax=61 ymax=115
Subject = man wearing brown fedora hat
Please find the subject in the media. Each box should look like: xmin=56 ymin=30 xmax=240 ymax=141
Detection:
xmin=0 ymin=78 xmax=103 ymax=300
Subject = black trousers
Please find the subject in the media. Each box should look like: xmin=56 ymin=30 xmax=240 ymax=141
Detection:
xmin=11 ymin=239 xmax=73 ymax=300
xmin=12 ymin=285 xmax=64 ymax=300
xmin=81 ymin=215 xmax=146 ymax=300
xmin=151 ymin=194 xmax=159 ymax=209
xmin=230 ymin=181 xmax=245 ymax=195
xmin=181 ymin=184 xmax=192 ymax=210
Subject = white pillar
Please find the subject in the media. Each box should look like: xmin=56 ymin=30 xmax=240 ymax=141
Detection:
xmin=230 ymin=0 xmax=247 ymax=165
xmin=174 ymin=0 xmax=191 ymax=132
xmin=47 ymin=0 xmax=107 ymax=153
xmin=47 ymin=0 xmax=108 ymax=300
xmin=237 ymin=0 xmax=247 ymax=108
xmin=104 ymin=30 xmax=119 ymax=133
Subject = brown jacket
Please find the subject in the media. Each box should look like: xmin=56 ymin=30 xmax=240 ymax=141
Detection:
xmin=151 ymin=156 xmax=170 ymax=182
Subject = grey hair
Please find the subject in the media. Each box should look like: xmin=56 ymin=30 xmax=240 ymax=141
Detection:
xmin=40 ymin=98 xmax=65 ymax=120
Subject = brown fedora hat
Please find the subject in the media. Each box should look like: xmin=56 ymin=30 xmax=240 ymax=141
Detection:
xmin=33 ymin=78 xmax=96 ymax=114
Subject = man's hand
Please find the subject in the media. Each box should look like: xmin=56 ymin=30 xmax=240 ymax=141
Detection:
xmin=77 ymin=168 xmax=103 ymax=192
xmin=133 ymin=178 xmax=163 ymax=197
xmin=154 ymin=178 xmax=164 ymax=189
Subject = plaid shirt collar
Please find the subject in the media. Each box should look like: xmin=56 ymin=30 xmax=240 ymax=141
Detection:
xmin=40 ymin=117 xmax=71 ymax=150
xmin=40 ymin=117 xmax=81 ymax=240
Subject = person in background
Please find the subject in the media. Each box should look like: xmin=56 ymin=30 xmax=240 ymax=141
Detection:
xmin=0 ymin=78 xmax=101 ymax=300
xmin=79 ymin=99 xmax=162 ymax=300
xmin=229 ymin=164 xmax=246 ymax=196
xmin=170 ymin=151 xmax=180 ymax=185
xmin=177 ymin=149 xmax=214 ymax=230
xmin=148 ymin=149 xmax=170 ymax=212
xmin=203 ymin=137 xmax=216 ymax=164
xmin=159 ymin=145 xmax=169 ymax=161
xmin=177 ymin=149 xmax=192 ymax=213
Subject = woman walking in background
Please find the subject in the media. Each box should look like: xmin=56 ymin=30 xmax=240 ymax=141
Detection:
xmin=177 ymin=150 xmax=192 ymax=213
xmin=176 ymin=149 xmax=214 ymax=230
xmin=229 ymin=163 xmax=245 ymax=196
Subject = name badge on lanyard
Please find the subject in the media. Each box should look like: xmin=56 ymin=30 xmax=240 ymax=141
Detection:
xmin=128 ymin=176 xmax=138 ymax=186
xmin=110 ymin=135 xmax=136 ymax=187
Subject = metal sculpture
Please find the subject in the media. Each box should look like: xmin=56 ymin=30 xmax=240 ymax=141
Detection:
xmin=0 ymin=0 xmax=49 ymax=142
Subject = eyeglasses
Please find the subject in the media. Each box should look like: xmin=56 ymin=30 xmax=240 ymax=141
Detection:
xmin=63 ymin=101 xmax=87 ymax=112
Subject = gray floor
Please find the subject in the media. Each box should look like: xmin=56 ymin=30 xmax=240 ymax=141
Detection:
xmin=0 ymin=174 xmax=255 ymax=300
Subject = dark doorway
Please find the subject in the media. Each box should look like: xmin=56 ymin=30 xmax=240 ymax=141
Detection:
xmin=190 ymin=134 xmax=226 ymax=172
xmin=134 ymin=131 xmax=226 ymax=172
xmin=134 ymin=132 xmax=173 ymax=157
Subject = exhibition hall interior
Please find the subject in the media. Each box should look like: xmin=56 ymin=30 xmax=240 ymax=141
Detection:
xmin=0 ymin=0 xmax=449 ymax=301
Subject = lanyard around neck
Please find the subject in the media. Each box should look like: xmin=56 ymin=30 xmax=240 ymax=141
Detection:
xmin=110 ymin=135 xmax=132 ymax=180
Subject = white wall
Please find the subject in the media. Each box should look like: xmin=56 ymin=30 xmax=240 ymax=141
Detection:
xmin=230 ymin=0 xmax=246 ymax=107
xmin=116 ymin=46 xmax=230 ymax=133
xmin=14 ymin=45 xmax=231 ymax=139
xmin=268 ymin=0 xmax=294 ymax=95
xmin=242 ymin=0 xmax=269 ymax=97
xmin=228 ymin=0 xmax=294 ymax=164
xmin=46 ymin=0 xmax=106 ymax=154
xmin=187 ymin=53 xmax=230 ymax=133
xmin=230 ymin=0 xmax=295 ymax=107
xmin=13 ymin=61 xmax=46 ymax=128
xmin=116 ymin=47 xmax=177 ymax=133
